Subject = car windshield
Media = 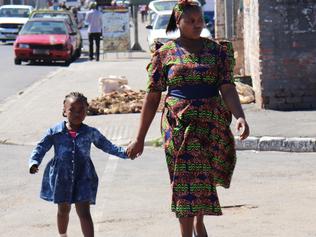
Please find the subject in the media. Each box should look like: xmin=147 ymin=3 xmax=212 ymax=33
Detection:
xmin=32 ymin=12 xmax=71 ymax=23
xmin=154 ymin=14 xmax=170 ymax=30
xmin=20 ymin=21 xmax=67 ymax=35
xmin=152 ymin=1 xmax=177 ymax=11
xmin=0 ymin=8 xmax=30 ymax=18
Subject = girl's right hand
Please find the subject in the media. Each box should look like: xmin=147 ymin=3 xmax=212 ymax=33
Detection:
xmin=30 ymin=164 xmax=39 ymax=174
xmin=126 ymin=140 xmax=144 ymax=160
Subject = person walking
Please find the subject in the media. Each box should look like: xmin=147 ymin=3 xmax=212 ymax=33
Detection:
xmin=139 ymin=4 xmax=148 ymax=23
xmin=85 ymin=2 xmax=103 ymax=61
xmin=126 ymin=1 xmax=249 ymax=237
xmin=29 ymin=92 xmax=130 ymax=237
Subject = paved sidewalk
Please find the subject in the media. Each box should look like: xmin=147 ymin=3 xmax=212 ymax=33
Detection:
xmin=0 ymin=52 xmax=315 ymax=151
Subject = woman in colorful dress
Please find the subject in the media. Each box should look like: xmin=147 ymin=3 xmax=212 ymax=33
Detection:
xmin=127 ymin=1 xmax=249 ymax=236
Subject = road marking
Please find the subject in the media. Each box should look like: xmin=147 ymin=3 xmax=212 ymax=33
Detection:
xmin=94 ymin=155 xmax=119 ymax=232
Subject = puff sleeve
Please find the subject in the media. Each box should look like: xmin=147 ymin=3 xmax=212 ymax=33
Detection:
xmin=217 ymin=41 xmax=236 ymax=86
xmin=146 ymin=48 xmax=167 ymax=92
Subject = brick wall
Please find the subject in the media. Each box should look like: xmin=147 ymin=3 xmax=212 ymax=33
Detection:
xmin=244 ymin=0 xmax=316 ymax=110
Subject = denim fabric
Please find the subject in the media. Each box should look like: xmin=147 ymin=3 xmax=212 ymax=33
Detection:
xmin=29 ymin=121 xmax=127 ymax=204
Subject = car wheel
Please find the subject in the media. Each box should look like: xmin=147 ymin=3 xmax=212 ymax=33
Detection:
xmin=64 ymin=59 xmax=71 ymax=66
xmin=14 ymin=58 xmax=22 ymax=65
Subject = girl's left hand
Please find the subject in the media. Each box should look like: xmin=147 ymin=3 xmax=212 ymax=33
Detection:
xmin=236 ymin=117 xmax=250 ymax=140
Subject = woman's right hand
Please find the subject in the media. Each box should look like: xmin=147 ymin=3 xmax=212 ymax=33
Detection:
xmin=127 ymin=139 xmax=145 ymax=160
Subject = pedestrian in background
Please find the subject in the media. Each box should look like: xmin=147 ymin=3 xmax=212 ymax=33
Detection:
xmin=29 ymin=92 xmax=129 ymax=237
xmin=58 ymin=1 xmax=69 ymax=10
xmin=139 ymin=4 xmax=148 ymax=22
xmin=85 ymin=2 xmax=103 ymax=61
xmin=127 ymin=1 xmax=249 ymax=237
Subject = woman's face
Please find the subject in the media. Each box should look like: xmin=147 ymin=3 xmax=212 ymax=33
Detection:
xmin=177 ymin=8 xmax=204 ymax=40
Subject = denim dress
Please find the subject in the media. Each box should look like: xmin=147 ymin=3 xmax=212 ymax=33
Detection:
xmin=29 ymin=121 xmax=127 ymax=204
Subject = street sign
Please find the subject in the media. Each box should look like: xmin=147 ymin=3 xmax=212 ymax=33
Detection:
xmin=102 ymin=8 xmax=130 ymax=52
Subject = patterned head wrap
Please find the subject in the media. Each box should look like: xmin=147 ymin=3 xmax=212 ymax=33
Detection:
xmin=173 ymin=0 xmax=199 ymax=22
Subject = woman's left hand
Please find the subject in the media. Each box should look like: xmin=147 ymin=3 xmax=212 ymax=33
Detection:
xmin=126 ymin=139 xmax=144 ymax=160
xmin=236 ymin=117 xmax=250 ymax=140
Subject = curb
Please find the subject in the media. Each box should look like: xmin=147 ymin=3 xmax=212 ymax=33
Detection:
xmin=235 ymin=136 xmax=316 ymax=152
xmin=1 ymin=136 xmax=315 ymax=152
xmin=145 ymin=136 xmax=316 ymax=152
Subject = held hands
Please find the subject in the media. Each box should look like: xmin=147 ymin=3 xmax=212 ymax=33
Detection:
xmin=29 ymin=164 xmax=39 ymax=174
xmin=126 ymin=139 xmax=144 ymax=160
xmin=236 ymin=117 xmax=250 ymax=140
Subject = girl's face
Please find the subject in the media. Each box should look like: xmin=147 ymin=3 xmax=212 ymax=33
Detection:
xmin=177 ymin=8 xmax=204 ymax=40
xmin=63 ymin=98 xmax=87 ymax=126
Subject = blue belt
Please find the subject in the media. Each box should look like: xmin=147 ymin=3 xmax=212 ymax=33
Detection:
xmin=168 ymin=84 xmax=219 ymax=99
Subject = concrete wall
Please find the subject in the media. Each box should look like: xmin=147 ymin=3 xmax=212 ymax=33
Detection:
xmin=215 ymin=0 xmax=226 ymax=38
xmin=215 ymin=0 xmax=244 ymax=75
xmin=244 ymin=0 xmax=316 ymax=110
xmin=243 ymin=0 xmax=261 ymax=102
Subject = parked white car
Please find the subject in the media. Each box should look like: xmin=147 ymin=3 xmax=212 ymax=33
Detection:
xmin=0 ymin=5 xmax=33 ymax=42
xmin=146 ymin=10 xmax=212 ymax=52
xmin=148 ymin=0 xmax=200 ymax=24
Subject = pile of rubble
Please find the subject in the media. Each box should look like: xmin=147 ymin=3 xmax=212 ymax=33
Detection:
xmin=87 ymin=90 xmax=166 ymax=115
xmin=88 ymin=90 xmax=145 ymax=115
xmin=87 ymin=76 xmax=255 ymax=116
xmin=235 ymin=81 xmax=255 ymax=104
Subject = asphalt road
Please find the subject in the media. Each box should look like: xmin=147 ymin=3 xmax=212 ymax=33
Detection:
xmin=0 ymin=43 xmax=60 ymax=103
xmin=0 ymin=15 xmax=149 ymax=105
xmin=0 ymin=145 xmax=315 ymax=237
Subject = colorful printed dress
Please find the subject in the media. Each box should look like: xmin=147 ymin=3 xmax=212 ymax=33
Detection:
xmin=147 ymin=38 xmax=236 ymax=217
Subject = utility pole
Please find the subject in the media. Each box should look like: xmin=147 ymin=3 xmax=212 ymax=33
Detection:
xmin=224 ymin=0 xmax=234 ymax=39
xmin=130 ymin=4 xmax=143 ymax=51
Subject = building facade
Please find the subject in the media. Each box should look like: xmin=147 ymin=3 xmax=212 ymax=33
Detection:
xmin=243 ymin=0 xmax=316 ymax=110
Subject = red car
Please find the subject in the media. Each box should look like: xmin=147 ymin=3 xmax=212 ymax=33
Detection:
xmin=14 ymin=18 xmax=81 ymax=66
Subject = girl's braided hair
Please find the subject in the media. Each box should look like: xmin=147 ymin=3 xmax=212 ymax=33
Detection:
xmin=63 ymin=92 xmax=89 ymax=117
xmin=63 ymin=92 xmax=89 ymax=107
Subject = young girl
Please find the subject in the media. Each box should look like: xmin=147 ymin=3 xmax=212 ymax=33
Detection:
xmin=29 ymin=92 xmax=129 ymax=237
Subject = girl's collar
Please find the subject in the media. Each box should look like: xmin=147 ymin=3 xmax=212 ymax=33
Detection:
xmin=62 ymin=121 xmax=88 ymax=134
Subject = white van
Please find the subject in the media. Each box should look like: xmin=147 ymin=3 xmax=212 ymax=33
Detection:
xmin=0 ymin=5 xmax=33 ymax=42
